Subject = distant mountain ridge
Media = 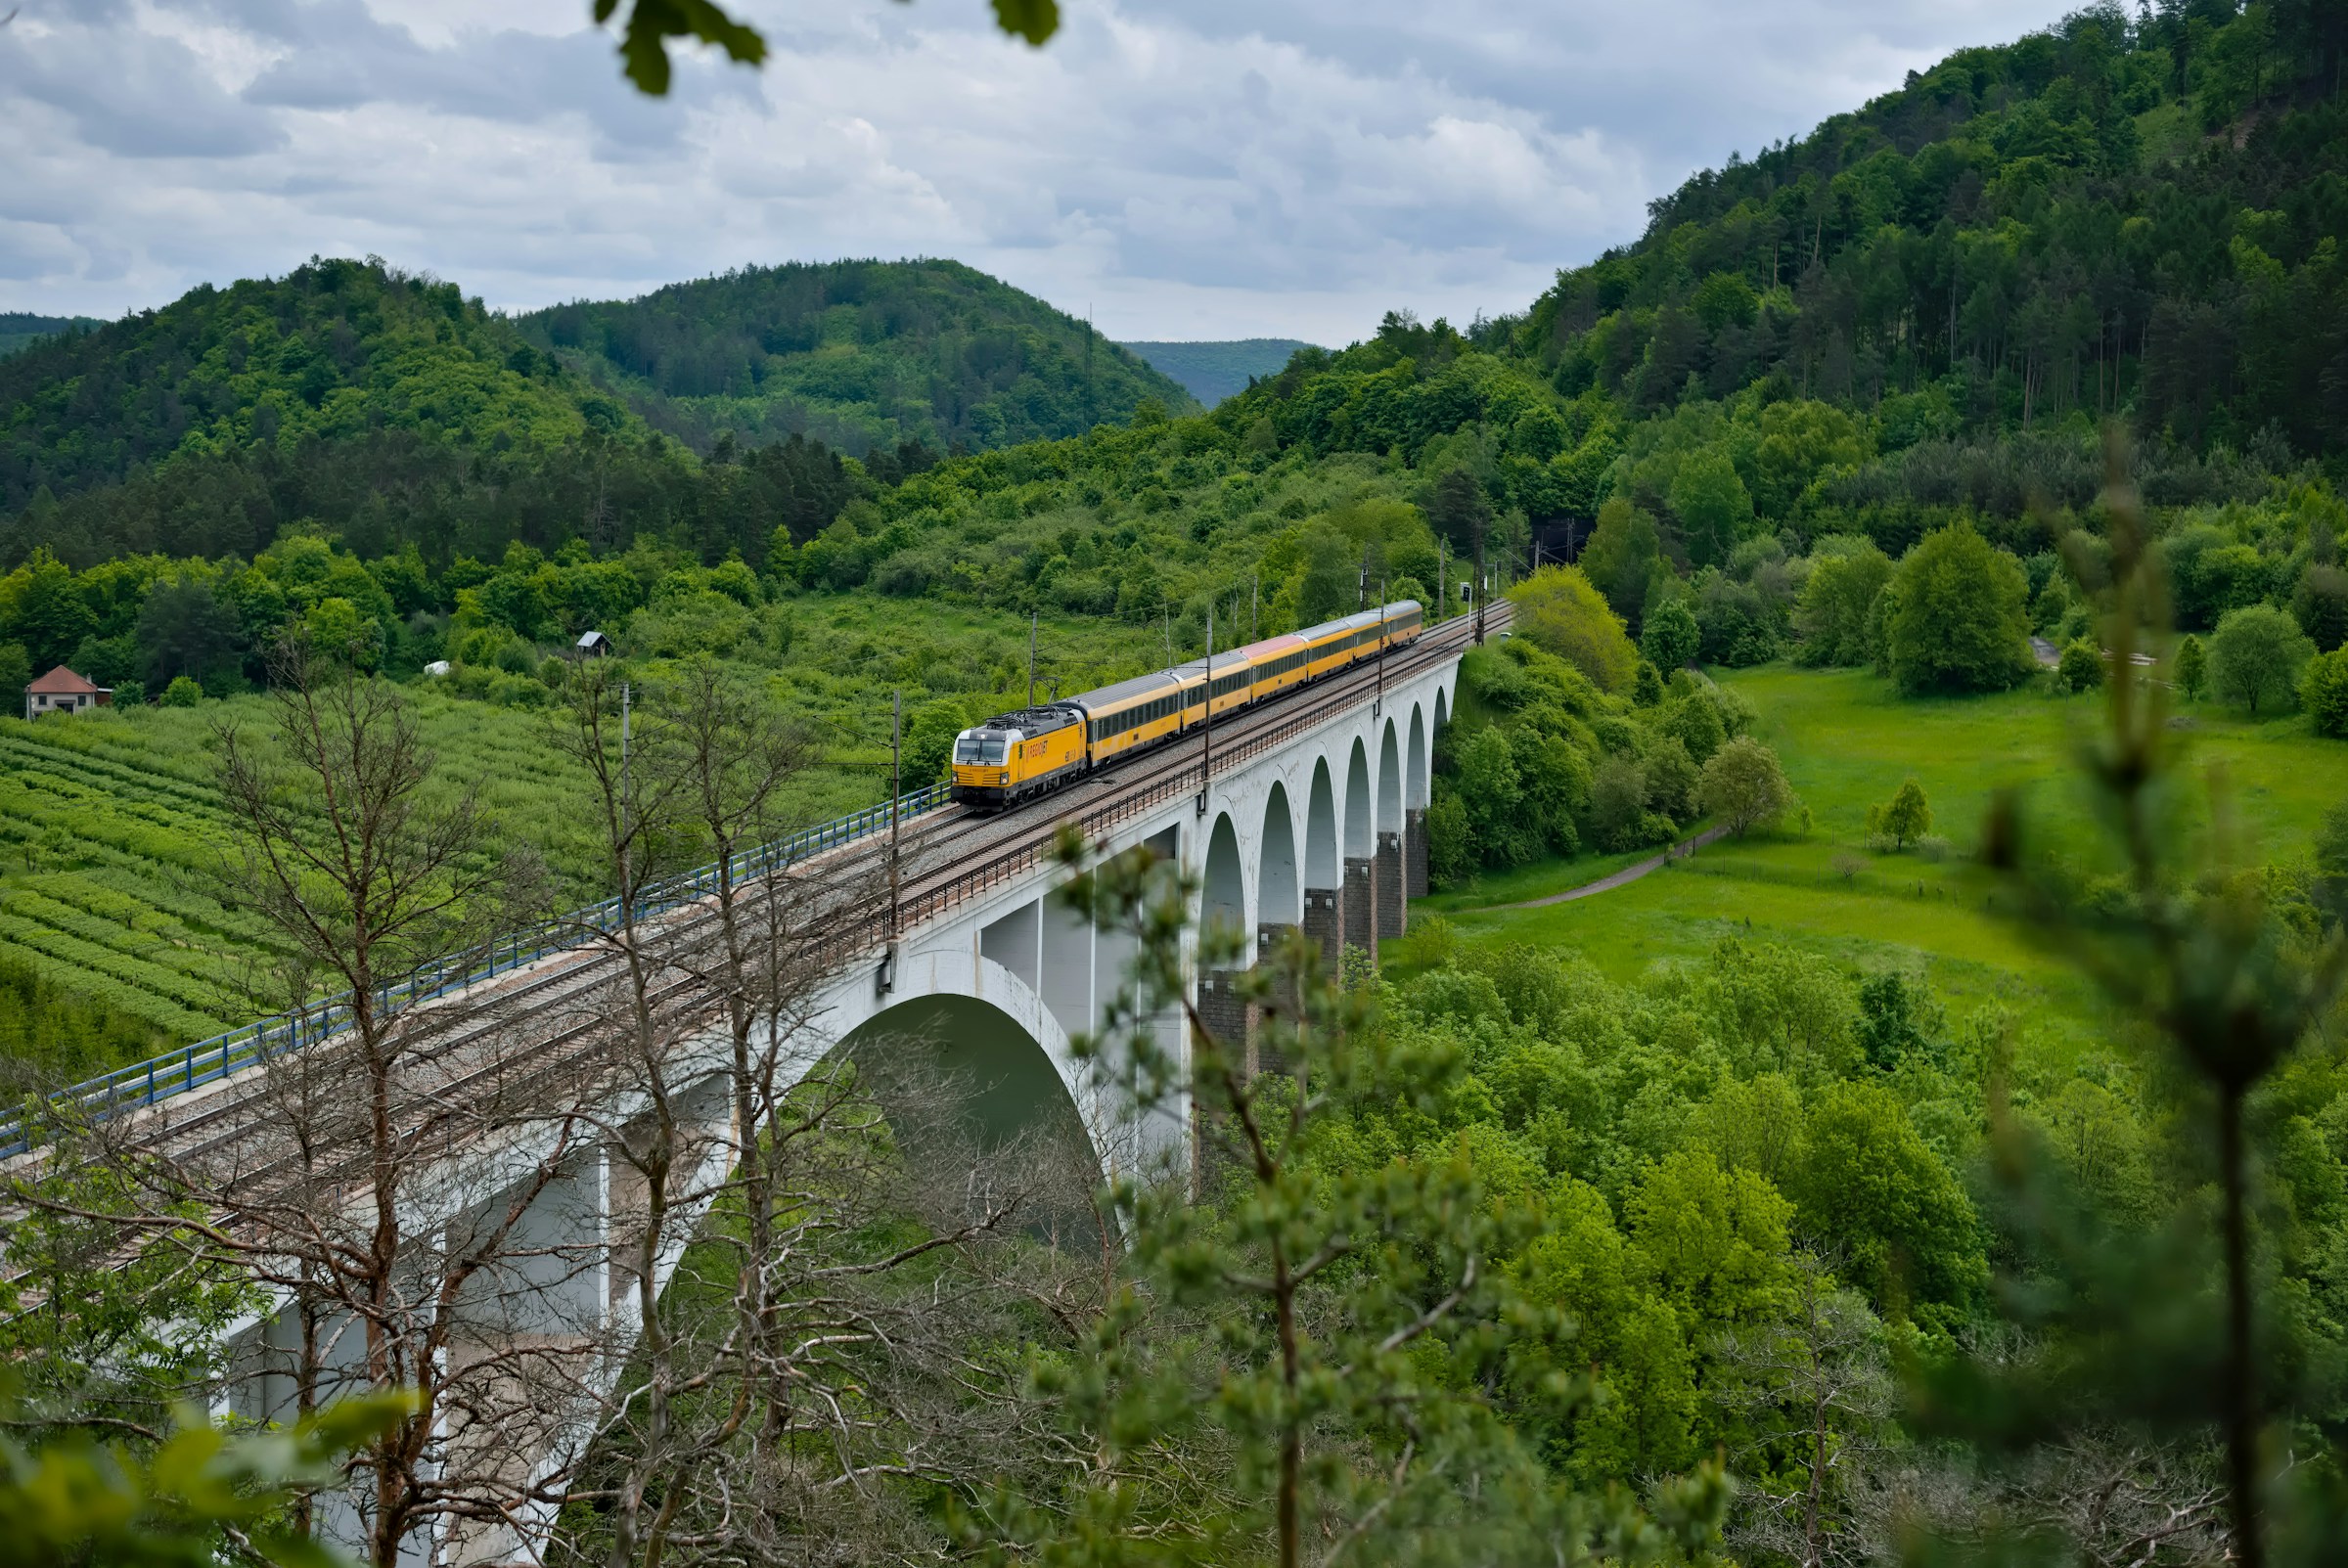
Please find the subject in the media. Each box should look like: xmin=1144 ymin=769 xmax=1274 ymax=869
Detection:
xmin=1120 ymin=339 xmax=1321 ymax=406
xmin=0 ymin=255 xmax=1201 ymax=568
xmin=515 ymin=259 xmax=1197 ymax=457
xmin=0 ymin=313 xmax=103 ymax=361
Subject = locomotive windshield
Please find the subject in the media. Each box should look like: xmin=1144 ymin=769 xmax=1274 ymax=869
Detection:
xmin=954 ymin=732 xmax=1010 ymax=765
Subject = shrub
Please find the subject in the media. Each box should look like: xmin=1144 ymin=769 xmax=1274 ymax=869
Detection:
xmin=109 ymin=680 xmax=146 ymax=707
xmin=2208 ymin=604 xmax=2315 ymax=716
xmin=2056 ymin=638 xmax=2104 ymax=693
xmin=1507 ymin=566 xmax=1639 ymax=694
xmin=161 ymin=676 xmax=203 ymax=707
xmin=1396 ymin=913 xmax=1459 ymax=970
xmin=2304 ymin=648 xmax=2348 ymax=739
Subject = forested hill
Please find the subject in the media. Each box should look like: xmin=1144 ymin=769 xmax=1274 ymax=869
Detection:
xmin=1512 ymin=0 xmax=2348 ymax=467
xmin=0 ymin=314 xmax=102 ymax=361
xmin=515 ymin=259 xmax=1197 ymax=457
xmin=0 ymin=257 xmax=618 ymax=517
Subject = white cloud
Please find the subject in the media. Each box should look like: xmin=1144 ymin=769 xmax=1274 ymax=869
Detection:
xmin=0 ymin=0 xmax=2082 ymax=341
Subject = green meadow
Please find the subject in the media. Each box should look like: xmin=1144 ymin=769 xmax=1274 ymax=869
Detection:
xmin=1416 ymin=665 xmax=2345 ymax=1039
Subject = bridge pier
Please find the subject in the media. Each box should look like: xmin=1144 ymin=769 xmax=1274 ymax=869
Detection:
xmin=1406 ymin=809 xmax=1428 ymax=898
xmin=1303 ymin=888 xmax=1342 ymax=977
xmin=1255 ymin=922 xmax=1299 ymax=1073
xmin=1341 ymin=857 xmax=1376 ymax=967
xmin=1197 ymin=971 xmax=1254 ymax=1099
xmin=1376 ymin=829 xmax=1406 ymax=945
xmin=1303 ymin=887 xmax=1343 ymax=977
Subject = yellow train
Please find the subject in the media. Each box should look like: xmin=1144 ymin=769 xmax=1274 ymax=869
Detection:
xmin=950 ymin=601 xmax=1423 ymax=810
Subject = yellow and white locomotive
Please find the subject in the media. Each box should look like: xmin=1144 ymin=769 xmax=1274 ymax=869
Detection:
xmin=950 ymin=599 xmax=1423 ymax=811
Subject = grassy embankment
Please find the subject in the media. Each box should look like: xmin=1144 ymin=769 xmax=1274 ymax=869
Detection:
xmin=1415 ymin=665 xmax=2344 ymax=1040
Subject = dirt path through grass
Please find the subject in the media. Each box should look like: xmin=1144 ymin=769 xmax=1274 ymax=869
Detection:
xmin=1483 ymin=825 xmax=1732 ymax=911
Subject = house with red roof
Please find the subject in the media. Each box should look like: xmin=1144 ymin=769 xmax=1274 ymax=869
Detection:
xmin=24 ymin=666 xmax=111 ymax=720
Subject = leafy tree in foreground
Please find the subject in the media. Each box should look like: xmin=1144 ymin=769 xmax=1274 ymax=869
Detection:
xmin=594 ymin=0 xmax=1061 ymax=96
xmin=1868 ymin=778 xmax=1931 ymax=851
xmin=1884 ymin=522 xmax=2033 ymax=695
xmin=2208 ymin=603 xmax=2316 ymax=716
xmin=0 ymin=1391 xmax=410 ymax=1568
xmin=1699 ymin=736 xmax=1796 ymax=836
xmin=1950 ymin=449 xmax=2348 ymax=1568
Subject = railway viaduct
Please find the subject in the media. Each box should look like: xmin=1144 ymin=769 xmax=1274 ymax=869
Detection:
xmin=17 ymin=607 xmax=1496 ymax=1565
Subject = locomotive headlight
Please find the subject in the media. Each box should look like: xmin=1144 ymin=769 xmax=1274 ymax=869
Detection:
xmin=998 ymin=772 xmax=1010 ymax=784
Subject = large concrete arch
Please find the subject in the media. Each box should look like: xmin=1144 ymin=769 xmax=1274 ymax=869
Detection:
xmin=1433 ymin=685 xmax=1449 ymax=736
xmin=1259 ymin=783 xmax=1301 ymax=931
xmin=1341 ymin=738 xmax=1376 ymax=962
xmin=1407 ymin=704 xmax=1428 ymax=810
xmin=1303 ymin=757 xmax=1343 ymax=975
xmin=836 ymin=973 xmax=1106 ymax=1242
xmin=1200 ymin=811 xmax=1247 ymax=944
xmin=1375 ymin=719 xmax=1406 ymax=945
xmin=1306 ymin=758 xmax=1339 ymax=888
xmin=1405 ymin=703 xmax=1431 ymax=897
xmin=1343 ymin=738 xmax=1373 ymax=859
xmin=1377 ymin=719 xmax=1403 ymax=833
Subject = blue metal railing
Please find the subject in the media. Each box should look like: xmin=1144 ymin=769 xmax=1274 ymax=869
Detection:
xmin=0 ymin=781 xmax=952 ymax=1158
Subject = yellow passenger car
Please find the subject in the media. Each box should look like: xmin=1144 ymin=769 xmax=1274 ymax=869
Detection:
xmin=1074 ymin=671 xmax=1197 ymax=765
xmin=1172 ymin=648 xmax=1258 ymax=721
xmin=949 ymin=703 xmax=1088 ymax=809
xmin=1238 ymin=633 xmax=1312 ymax=702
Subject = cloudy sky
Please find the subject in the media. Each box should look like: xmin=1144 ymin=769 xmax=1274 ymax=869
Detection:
xmin=3 ymin=0 xmax=2078 ymax=344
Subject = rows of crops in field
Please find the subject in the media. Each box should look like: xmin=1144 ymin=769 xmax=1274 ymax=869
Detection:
xmin=0 ymin=678 xmax=926 ymax=1079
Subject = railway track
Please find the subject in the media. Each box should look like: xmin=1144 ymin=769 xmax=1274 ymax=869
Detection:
xmin=23 ymin=605 xmax=1506 ymax=1174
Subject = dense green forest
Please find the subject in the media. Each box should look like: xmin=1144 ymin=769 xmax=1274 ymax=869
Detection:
xmin=1118 ymin=337 xmax=1322 ymax=405
xmin=515 ymin=259 xmax=1196 ymax=455
xmin=0 ymin=314 xmax=99 ymax=361
xmin=1510 ymin=0 xmax=2348 ymax=488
